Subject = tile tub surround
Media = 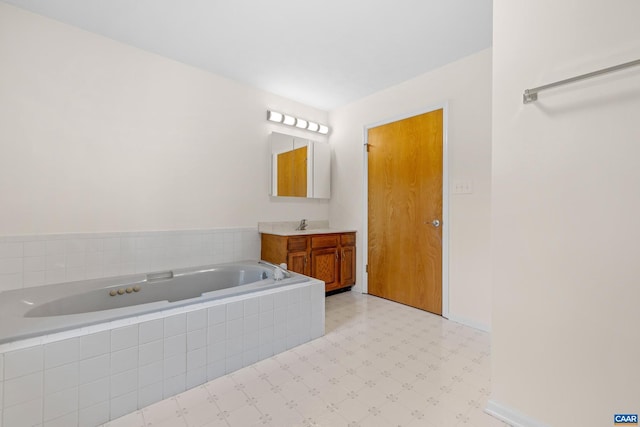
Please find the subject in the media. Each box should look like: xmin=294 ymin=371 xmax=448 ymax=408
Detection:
xmin=0 ymin=279 xmax=325 ymax=427
xmin=0 ymin=228 xmax=260 ymax=292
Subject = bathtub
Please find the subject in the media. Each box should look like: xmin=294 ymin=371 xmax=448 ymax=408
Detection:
xmin=0 ymin=261 xmax=325 ymax=426
xmin=0 ymin=261 xmax=309 ymax=344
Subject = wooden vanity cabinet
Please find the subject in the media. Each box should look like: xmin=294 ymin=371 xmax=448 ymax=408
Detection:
xmin=261 ymin=232 xmax=356 ymax=292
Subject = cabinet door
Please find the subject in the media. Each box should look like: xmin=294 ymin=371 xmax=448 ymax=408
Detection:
xmin=287 ymin=251 xmax=308 ymax=275
xmin=340 ymin=246 xmax=356 ymax=286
xmin=311 ymin=247 xmax=339 ymax=290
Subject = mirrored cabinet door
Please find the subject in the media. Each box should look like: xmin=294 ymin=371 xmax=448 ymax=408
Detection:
xmin=270 ymin=132 xmax=330 ymax=199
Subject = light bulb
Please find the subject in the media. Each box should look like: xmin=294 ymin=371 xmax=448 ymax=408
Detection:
xmin=267 ymin=111 xmax=283 ymax=122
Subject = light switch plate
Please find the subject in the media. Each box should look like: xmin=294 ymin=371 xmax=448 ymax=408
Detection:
xmin=453 ymin=179 xmax=473 ymax=194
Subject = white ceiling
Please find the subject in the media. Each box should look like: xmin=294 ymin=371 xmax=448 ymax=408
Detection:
xmin=3 ymin=0 xmax=493 ymax=110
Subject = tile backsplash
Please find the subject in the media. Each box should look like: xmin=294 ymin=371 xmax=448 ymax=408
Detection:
xmin=0 ymin=228 xmax=260 ymax=292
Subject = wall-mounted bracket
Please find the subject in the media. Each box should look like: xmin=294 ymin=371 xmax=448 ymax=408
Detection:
xmin=523 ymin=89 xmax=538 ymax=104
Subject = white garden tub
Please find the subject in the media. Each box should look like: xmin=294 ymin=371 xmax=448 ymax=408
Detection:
xmin=0 ymin=261 xmax=325 ymax=426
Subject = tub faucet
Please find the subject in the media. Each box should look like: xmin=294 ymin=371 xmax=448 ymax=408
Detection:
xmin=296 ymin=219 xmax=308 ymax=231
xmin=258 ymin=260 xmax=291 ymax=281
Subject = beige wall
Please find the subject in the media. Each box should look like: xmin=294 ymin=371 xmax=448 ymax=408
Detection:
xmin=329 ymin=49 xmax=493 ymax=329
xmin=0 ymin=3 xmax=329 ymax=236
xmin=490 ymin=1 xmax=640 ymax=426
xmin=2 ymin=3 xmax=495 ymax=330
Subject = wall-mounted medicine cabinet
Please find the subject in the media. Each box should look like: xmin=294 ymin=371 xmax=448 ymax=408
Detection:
xmin=270 ymin=131 xmax=330 ymax=199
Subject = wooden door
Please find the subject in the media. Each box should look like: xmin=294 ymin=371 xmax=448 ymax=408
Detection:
xmin=277 ymin=150 xmax=294 ymax=196
xmin=367 ymin=109 xmax=443 ymax=314
xmin=287 ymin=236 xmax=309 ymax=275
xmin=293 ymin=145 xmax=307 ymax=197
xmin=287 ymin=251 xmax=308 ymax=275
xmin=340 ymin=245 xmax=356 ymax=286
xmin=277 ymin=146 xmax=307 ymax=197
xmin=311 ymin=248 xmax=339 ymax=290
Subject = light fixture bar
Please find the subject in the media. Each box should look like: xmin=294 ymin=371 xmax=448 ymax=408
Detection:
xmin=266 ymin=110 xmax=330 ymax=135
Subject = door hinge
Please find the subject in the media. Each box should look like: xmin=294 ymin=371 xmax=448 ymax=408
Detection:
xmin=365 ymin=143 xmax=370 ymax=152
xmin=366 ymin=264 xmax=368 ymax=273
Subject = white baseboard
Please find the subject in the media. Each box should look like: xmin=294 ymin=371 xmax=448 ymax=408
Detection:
xmin=485 ymin=400 xmax=550 ymax=427
xmin=445 ymin=313 xmax=491 ymax=332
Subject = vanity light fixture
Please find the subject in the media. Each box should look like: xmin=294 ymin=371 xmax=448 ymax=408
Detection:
xmin=266 ymin=110 xmax=330 ymax=135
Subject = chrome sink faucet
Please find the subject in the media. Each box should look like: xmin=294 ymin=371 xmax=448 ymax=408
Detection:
xmin=296 ymin=219 xmax=308 ymax=231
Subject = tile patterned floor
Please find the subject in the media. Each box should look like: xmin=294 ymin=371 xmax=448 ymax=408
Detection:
xmin=103 ymin=291 xmax=507 ymax=427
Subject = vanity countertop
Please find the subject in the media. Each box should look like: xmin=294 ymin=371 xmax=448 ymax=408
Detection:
xmin=260 ymin=228 xmax=357 ymax=236
xmin=258 ymin=221 xmax=356 ymax=236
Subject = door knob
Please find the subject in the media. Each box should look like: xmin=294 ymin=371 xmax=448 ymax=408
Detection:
xmin=432 ymin=219 xmax=440 ymax=227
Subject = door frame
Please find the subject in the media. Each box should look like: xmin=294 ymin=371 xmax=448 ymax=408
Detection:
xmin=361 ymin=102 xmax=450 ymax=319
